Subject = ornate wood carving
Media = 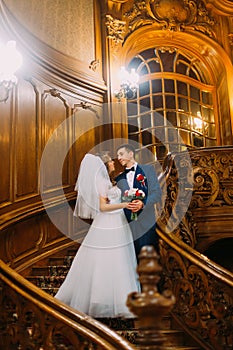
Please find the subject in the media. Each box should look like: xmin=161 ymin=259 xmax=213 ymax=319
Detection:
xmin=106 ymin=14 xmax=127 ymax=59
xmin=106 ymin=14 xmax=126 ymax=44
xmin=158 ymin=146 xmax=233 ymax=349
xmin=123 ymin=0 xmax=216 ymax=38
xmin=0 ymin=277 xmax=134 ymax=350
xmin=159 ymin=151 xmax=195 ymax=245
xmin=190 ymin=148 xmax=233 ymax=208
xmin=159 ymin=245 xmax=233 ymax=350
xmin=0 ymin=261 xmax=135 ymax=350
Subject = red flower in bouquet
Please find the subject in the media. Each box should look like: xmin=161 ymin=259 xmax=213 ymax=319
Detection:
xmin=136 ymin=173 xmax=146 ymax=187
xmin=122 ymin=188 xmax=145 ymax=220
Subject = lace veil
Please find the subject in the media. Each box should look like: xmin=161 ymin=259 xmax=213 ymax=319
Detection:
xmin=73 ymin=154 xmax=112 ymax=219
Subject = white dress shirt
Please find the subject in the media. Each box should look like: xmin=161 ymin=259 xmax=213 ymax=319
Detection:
xmin=126 ymin=163 xmax=137 ymax=188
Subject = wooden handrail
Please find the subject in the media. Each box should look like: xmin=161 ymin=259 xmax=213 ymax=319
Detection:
xmin=157 ymin=220 xmax=233 ymax=287
xmin=0 ymin=259 xmax=136 ymax=349
xmin=157 ymin=146 xmax=233 ymax=350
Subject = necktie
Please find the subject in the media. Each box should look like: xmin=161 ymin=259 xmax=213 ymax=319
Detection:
xmin=125 ymin=166 xmax=135 ymax=173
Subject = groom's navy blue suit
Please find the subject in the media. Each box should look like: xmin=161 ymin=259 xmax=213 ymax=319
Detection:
xmin=115 ymin=164 xmax=162 ymax=259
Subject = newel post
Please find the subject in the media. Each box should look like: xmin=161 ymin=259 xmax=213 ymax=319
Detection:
xmin=127 ymin=245 xmax=175 ymax=349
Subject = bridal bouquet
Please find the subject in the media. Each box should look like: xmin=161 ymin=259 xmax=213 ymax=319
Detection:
xmin=122 ymin=188 xmax=145 ymax=221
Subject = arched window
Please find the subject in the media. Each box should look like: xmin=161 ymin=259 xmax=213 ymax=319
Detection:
xmin=127 ymin=47 xmax=217 ymax=162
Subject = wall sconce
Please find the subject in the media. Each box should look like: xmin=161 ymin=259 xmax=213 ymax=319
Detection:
xmin=0 ymin=40 xmax=23 ymax=102
xmin=115 ymin=66 xmax=139 ymax=101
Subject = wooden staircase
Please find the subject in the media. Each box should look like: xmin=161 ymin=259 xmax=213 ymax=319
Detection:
xmin=25 ymin=247 xmax=203 ymax=350
xmin=99 ymin=317 xmax=201 ymax=349
xmin=26 ymin=249 xmax=76 ymax=296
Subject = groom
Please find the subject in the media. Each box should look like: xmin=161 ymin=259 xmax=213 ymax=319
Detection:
xmin=115 ymin=143 xmax=162 ymax=260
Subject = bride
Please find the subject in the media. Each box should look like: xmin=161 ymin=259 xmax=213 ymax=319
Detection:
xmin=55 ymin=153 xmax=140 ymax=318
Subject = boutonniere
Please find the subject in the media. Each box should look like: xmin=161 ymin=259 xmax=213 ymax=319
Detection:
xmin=136 ymin=173 xmax=146 ymax=187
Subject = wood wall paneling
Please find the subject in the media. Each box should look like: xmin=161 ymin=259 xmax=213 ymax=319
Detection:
xmin=0 ymin=0 xmax=106 ymax=273
xmin=15 ymin=79 xmax=39 ymax=199
xmin=0 ymin=207 xmax=79 ymax=269
xmin=0 ymin=97 xmax=12 ymax=206
xmin=41 ymin=90 xmax=70 ymax=192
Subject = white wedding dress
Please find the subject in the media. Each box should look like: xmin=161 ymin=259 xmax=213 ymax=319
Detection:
xmin=55 ymin=185 xmax=140 ymax=318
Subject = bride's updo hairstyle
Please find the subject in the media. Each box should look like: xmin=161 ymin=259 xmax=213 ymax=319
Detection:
xmin=97 ymin=152 xmax=116 ymax=184
xmin=99 ymin=153 xmax=111 ymax=168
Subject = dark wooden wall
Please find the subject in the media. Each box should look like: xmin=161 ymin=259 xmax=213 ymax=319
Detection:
xmin=0 ymin=0 xmax=107 ymax=267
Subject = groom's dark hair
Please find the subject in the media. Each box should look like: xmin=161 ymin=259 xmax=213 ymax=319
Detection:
xmin=116 ymin=143 xmax=135 ymax=157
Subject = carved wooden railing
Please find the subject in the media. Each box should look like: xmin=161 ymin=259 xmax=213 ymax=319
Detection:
xmin=1 ymin=145 xmax=233 ymax=349
xmin=0 ymin=190 xmax=136 ymax=349
xmin=157 ymin=146 xmax=233 ymax=350
xmin=0 ymin=186 xmax=175 ymax=349
xmin=0 ymin=259 xmax=136 ymax=349
xmin=0 ymin=244 xmax=177 ymax=350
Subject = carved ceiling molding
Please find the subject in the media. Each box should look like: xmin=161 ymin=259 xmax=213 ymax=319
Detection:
xmin=107 ymin=0 xmax=233 ymax=16
xmin=122 ymin=0 xmax=216 ymax=39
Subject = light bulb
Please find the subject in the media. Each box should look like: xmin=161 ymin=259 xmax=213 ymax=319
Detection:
xmin=0 ymin=41 xmax=23 ymax=81
xmin=130 ymin=68 xmax=139 ymax=86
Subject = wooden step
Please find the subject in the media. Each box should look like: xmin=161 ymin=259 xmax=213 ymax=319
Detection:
xmin=48 ymin=254 xmax=75 ymax=267
xmin=117 ymin=329 xmax=202 ymax=349
xmin=48 ymin=257 xmax=67 ymax=266
xmin=117 ymin=329 xmax=190 ymax=347
xmin=31 ymin=265 xmax=70 ymax=276
xmin=96 ymin=317 xmax=202 ymax=349
xmin=27 ymin=275 xmax=65 ymax=288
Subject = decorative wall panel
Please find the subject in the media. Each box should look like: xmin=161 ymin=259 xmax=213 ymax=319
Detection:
xmin=5 ymin=218 xmax=42 ymax=262
xmin=41 ymin=89 xmax=70 ymax=191
xmin=0 ymin=205 xmax=87 ymax=269
xmin=0 ymin=98 xmax=12 ymax=205
xmin=0 ymin=0 xmax=106 ymax=224
xmin=15 ymin=79 xmax=39 ymax=199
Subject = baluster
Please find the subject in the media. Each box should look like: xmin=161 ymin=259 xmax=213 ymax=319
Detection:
xmin=127 ymin=245 xmax=175 ymax=349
